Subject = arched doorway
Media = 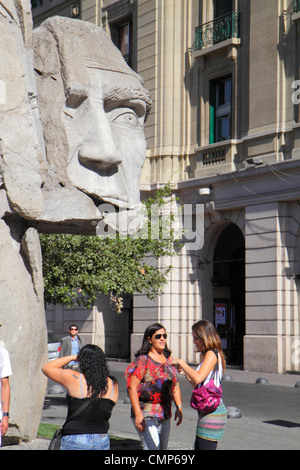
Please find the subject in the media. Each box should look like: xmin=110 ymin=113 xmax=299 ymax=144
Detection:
xmin=212 ymin=224 xmax=245 ymax=366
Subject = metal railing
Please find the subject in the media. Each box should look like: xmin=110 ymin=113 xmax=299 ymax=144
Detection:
xmin=195 ymin=12 xmax=240 ymax=51
xmin=202 ymin=146 xmax=227 ymax=166
xmin=31 ymin=0 xmax=43 ymax=7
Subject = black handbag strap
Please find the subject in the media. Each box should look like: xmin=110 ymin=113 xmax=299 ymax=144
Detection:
xmin=62 ymin=397 xmax=93 ymax=429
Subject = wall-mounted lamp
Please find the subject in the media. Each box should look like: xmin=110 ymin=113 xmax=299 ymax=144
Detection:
xmin=246 ymin=158 xmax=263 ymax=166
xmin=198 ymin=186 xmax=213 ymax=196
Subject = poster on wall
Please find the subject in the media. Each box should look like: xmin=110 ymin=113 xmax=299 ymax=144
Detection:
xmin=215 ymin=302 xmax=227 ymax=327
xmin=215 ymin=302 xmax=228 ymax=349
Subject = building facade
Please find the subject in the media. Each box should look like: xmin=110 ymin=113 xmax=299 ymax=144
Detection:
xmin=32 ymin=0 xmax=300 ymax=373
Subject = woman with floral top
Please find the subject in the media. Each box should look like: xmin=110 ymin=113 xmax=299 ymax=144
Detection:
xmin=125 ymin=323 xmax=183 ymax=450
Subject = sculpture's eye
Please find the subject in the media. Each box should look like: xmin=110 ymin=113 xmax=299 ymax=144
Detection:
xmin=65 ymin=94 xmax=87 ymax=109
xmin=112 ymin=109 xmax=140 ymax=128
xmin=63 ymin=93 xmax=88 ymax=119
xmin=65 ymin=84 xmax=88 ymax=109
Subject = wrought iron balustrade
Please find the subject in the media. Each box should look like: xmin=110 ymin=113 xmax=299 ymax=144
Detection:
xmin=202 ymin=146 xmax=226 ymax=166
xmin=195 ymin=12 xmax=240 ymax=51
xmin=31 ymin=0 xmax=43 ymax=7
xmin=293 ymin=0 xmax=300 ymax=12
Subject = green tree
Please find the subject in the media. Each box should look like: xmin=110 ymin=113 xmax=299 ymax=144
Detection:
xmin=40 ymin=184 xmax=181 ymax=312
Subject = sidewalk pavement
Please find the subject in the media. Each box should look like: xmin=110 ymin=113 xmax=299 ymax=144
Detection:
xmin=1 ymin=363 xmax=300 ymax=450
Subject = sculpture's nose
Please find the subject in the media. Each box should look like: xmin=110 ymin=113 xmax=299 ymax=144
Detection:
xmin=78 ymin=104 xmax=122 ymax=170
xmin=78 ymin=143 xmax=122 ymax=170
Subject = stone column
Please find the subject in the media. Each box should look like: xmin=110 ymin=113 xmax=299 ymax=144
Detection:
xmin=0 ymin=0 xmax=47 ymax=443
xmin=244 ymin=203 xmax=282 ymax=372
xmin=0 ymin=221 xmax=47 ymax=443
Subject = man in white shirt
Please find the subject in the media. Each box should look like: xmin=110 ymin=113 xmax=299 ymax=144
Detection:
xmin=0 ymin=324 xmax=12 ymax=447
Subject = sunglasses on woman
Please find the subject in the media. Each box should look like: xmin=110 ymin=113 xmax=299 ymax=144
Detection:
xmin=154 ymin=333 xmax=167 ymax=340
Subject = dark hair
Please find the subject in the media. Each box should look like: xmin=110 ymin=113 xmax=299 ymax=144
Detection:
xmin=135 ymin=323 xmax=172 ymax=358
xmin=69 ymin=324 xmax=78 ymax=330
xmin=77 ymin=344 xmax=117 ymax=398
xmin=192 ymin=320 xmax=226 ymax=371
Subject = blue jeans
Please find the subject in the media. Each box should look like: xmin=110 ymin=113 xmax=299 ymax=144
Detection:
xmin=133 ymin=417 xmax=170 ymax=450
xmin=60 ymin=433 xmax=110 ymax=450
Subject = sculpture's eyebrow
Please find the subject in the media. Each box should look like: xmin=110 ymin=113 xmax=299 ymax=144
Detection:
xmin=104 ymin=85 xmax=152 ymax=116
xmin=66 ymin=81 xmax=152 ymax=118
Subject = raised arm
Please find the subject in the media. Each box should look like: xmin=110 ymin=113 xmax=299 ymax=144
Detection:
xmin=42 ymin=355 xmax=77 ymax=386
xmin=172 ymin=350 xmax=217 ymax=387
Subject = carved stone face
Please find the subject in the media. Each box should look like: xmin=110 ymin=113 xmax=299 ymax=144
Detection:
xmin=65 ymin=68 xmax=148 ymax=209
xmin=33 ymin=17 xmax=151 ymax=214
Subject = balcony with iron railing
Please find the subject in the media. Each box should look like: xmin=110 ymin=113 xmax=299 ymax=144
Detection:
xmin=292 ymin=0 xmax=300 ymax=22
xmin=195 ymin=11 xmax=240 ymax=54
xmin=194 ymin=140 xmax=238 ymax=178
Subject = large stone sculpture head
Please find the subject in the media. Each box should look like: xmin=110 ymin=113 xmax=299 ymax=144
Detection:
xmin=33 ymin=17 xmax=151 ymax=233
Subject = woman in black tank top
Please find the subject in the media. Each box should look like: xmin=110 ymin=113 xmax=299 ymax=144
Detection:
xmin=42 ymin=344 xmax=119 ymax=450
